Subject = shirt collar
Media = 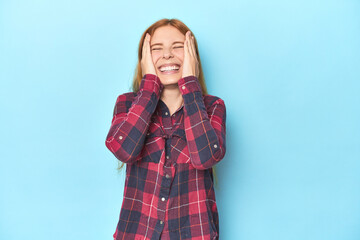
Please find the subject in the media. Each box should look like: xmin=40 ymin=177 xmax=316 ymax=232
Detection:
xmin=156 ymin=99 xmax=184 ymax=117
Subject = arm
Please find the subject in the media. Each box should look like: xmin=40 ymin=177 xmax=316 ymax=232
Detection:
xmin=105 ymin=74 xmax=163 ymax=164
xmin=178 ymin=76 xmax=226 ymax=170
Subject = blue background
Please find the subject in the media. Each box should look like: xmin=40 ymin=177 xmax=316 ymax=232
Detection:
xmin=1 ymin=0 xmax=359 ymax=239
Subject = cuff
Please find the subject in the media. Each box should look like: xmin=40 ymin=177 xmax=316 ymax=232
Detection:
xmin=139 ymin=74 xmax=164 ymax=97
xmin=178 ymin=75 xmax=203 ymax=95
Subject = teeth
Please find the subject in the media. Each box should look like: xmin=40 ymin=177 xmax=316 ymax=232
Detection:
xmin=160 ymin=65 xmax=179 ymax=72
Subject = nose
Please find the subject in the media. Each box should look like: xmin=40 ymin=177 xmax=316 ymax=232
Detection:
xmin=163 ymin=48 xmax=174 ymax=59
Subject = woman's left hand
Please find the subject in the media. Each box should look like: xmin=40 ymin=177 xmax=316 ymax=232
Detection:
xmin=182 ymin=31 xmax=199 ymax=79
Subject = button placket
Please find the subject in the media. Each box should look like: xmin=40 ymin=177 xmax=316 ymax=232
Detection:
xmin=157 ymin=135 xmax=172 ymax=227
xmin=157 ymin=103 xmax=176 ymax=228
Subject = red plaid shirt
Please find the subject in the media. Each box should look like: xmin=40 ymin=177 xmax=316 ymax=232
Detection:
xmin=105 ymin=74 xmax=226 ymax=240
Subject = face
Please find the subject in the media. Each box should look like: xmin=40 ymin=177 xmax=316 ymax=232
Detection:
xmin=150 ymin=25 xmax=185 ymax=86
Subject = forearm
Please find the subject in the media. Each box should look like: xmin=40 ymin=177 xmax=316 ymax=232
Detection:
xmin=105 ymin=74 xmax=163 ymax=164
xmin=178 ymin=76 xmax=226 ymax=170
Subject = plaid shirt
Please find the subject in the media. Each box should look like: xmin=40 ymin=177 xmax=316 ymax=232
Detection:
xmin=105 ymin=74 xmax=226 ymax=240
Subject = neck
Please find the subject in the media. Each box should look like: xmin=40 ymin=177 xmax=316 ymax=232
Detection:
xmin=160 ymin=84 xmax=184 ymax=115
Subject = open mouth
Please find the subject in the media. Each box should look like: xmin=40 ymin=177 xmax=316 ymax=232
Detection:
xmin=158 ymin=64 xmax=180 ymax=74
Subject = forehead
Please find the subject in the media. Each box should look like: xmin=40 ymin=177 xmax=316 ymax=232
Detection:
xmin=151 ymin=26 xmax=185 ymax=44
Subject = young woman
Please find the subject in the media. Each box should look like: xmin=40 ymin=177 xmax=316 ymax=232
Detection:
xmin=105 ymin=18 xmax=226 ymax=240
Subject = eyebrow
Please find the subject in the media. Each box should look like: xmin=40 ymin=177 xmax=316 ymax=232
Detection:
xmin=150 ymin=41 xmax=184 ymax=48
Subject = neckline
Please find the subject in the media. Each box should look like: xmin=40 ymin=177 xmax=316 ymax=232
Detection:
xmin=157 ymin=99 xmax=184 ymax=116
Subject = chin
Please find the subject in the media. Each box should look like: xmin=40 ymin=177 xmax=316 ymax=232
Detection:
xmin=158 ymin=73 xmax=182 ymax=86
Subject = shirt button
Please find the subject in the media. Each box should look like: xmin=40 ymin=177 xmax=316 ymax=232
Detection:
xmin=166 ymin=155 xmax=169 ymax=159
xmin=161 ymin=197 xmax=165 ymax=202
xmin=182 ymin=86 xmax=185 ymax=89
xmin=166 ymin=174 xmax=170 ymax=179
xmin=160 ymin=220 xmax=163 ymax=224
xmin=165 ymin=112 xmax=168 ymax=115
xmin=214 ymin=144 xmax=218 ymax=148
xmin=119 ymin=136 xmax=123 ymax=140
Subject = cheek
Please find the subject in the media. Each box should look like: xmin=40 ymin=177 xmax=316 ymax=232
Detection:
xmin=151 ymin=52 xmax=161 ymax=63
xmin=174 ymin=50 xmax=184 ymax=62
xmin=152 ymin=51 xmax=162 ymax=57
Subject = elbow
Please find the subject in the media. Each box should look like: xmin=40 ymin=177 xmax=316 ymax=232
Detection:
xmin=105 ymin=138 xmax=139 ymax=164
xmin=191 ymin=144 xmax=226 ymax=170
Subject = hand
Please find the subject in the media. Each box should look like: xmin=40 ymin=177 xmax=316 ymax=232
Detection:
xmin=182 ymin=31 xmax=199 ymax=78
xmin=141 ymin=33 xmax=157 ymax=76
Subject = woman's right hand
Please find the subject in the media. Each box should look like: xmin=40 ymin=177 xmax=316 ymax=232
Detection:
xmin=141 ymin=33 xmax=157 ymax=76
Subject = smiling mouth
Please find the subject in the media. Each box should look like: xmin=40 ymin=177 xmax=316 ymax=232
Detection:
xmin=158 ymin=64 xmax=180 ymax=72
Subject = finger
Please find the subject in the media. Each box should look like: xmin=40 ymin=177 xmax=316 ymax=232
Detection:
xmin=192 ymin=36 xmax=197 ymax=58
xmin=147 ymin=34 xmax=151 ymax=53
xmin=186 ymin=32 xmax=191 ymax=56
xmin=189 ymin=35 xmax=196 ymax=58
xmin=184 ymin=32 xmax=189 ymax=55
xmin=142 ymin=34 xmax=148 ymax=58
xmin=144 ymin=34 xmax=148 ymax=49
xmin=188 ymin=32 xmax=193 ymax=57
xmin=146 ymin=34 xmax=153 ymax=60
xmin=189 ymin=34 xmax=196 ymax=58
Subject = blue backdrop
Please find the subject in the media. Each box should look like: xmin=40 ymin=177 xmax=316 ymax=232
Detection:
xmin=1 ymin=0 xmax=359 ymax=239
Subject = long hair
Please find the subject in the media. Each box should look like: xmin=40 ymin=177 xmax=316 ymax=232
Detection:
xmin=117 ymin=18 xmax=218 ymax=188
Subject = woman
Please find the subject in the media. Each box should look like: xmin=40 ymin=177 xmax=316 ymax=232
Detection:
xmin=105 ymin=18 xmax=226 ymax=240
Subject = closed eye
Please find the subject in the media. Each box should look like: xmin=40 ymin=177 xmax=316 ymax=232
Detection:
xmin=152 ymin=46 xmax=183 ymax=51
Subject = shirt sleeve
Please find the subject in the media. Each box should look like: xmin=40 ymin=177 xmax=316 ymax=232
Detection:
xmin=177 ymin=76 xmax=227 ymax=170
xmin=105 ymin=74 xmax=163 ymax=164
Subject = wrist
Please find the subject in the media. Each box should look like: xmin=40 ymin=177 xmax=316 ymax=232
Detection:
xmin=140 ymin=74 xmax=164 ymax=96
xmin=178 ymin=75 xmax=202 ymax=95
